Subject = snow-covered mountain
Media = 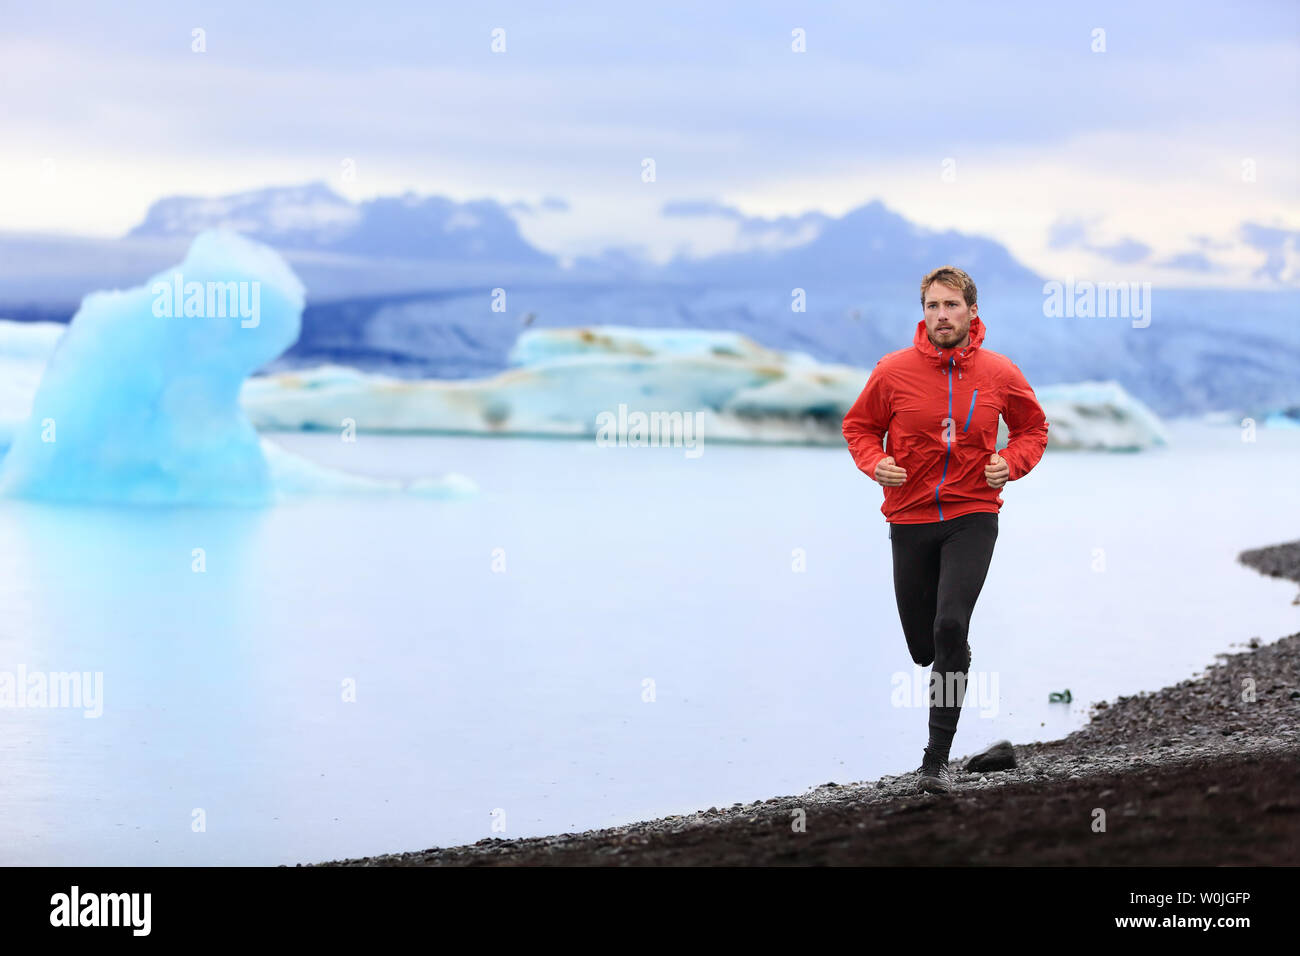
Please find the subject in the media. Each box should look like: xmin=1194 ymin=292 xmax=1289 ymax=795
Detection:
xmin=667 ymin=200 xmax=1039 ymax=289
xmin=128 ymin=182 xmax=555 ymax=266
xmin=0 ymin=184 xmax=1042 ymax=304
xmin=127 ymin=182 xmax=359 ymax=247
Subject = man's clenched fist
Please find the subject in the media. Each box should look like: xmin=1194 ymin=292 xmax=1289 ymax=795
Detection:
xmin=873 ymin=456 xmax=907 ymax=487
xmin=985 ymin=452 xmax=1009 ymax=488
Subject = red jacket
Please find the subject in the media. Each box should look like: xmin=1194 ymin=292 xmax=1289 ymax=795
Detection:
xmin=842 ymin=315 xmax=1049 ymax=524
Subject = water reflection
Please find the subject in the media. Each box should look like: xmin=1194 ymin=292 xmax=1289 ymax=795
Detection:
xmin=0 ymin=501 xmax=269 ymax=864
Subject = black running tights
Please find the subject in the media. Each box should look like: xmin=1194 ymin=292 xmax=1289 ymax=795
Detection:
xmin=889 ymin=511 xmax=998 ymax=757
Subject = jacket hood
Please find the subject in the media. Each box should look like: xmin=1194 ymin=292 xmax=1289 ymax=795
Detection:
xmin=913 ymin=314 xmax=986 ymax=371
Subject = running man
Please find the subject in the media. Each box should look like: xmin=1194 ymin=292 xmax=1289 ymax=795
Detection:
xmin=842 ymin=266 xmax=1049 ymax=794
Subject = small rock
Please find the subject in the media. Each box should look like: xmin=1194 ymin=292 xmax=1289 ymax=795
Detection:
xmin=966 ymin=740 xmax=1017 ymax=773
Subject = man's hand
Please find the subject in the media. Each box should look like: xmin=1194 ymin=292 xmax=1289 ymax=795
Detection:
xmin=874 ymin=456 xmax=907 ymax=486
xmin=985 ymin=453 xmax=1009 ymax=488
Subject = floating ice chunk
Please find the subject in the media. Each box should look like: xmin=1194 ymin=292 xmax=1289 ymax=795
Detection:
xmin=507 ymin=323 xmax=825 ymax=370
xmin=243 ymin=325 xmax=872 ymax=443
xmin=1261 ymin=408 xmax=1300 ymax=429
xmin=507 ymin=325 xmax=785 ymax=364
xmin=1029 ymin=381 xmax=1169 ymax=450
xmin=261 ymin=438 xmax=476 ymax=498
xmin=244 ymin=327 xmax=1170 ymax=451
xmin=407 ymin=472 xmax=479 ymax=497
xmin=0 ymin=233 xmax=471 ymax=504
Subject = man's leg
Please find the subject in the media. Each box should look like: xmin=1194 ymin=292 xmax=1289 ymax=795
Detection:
xmin=890 ymin=521 xmax=943 ymax=667
xmin=927 ymin=512 xmax=999 ymax=759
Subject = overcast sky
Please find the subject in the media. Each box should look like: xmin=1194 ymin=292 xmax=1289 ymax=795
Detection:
xmin=2 ymin=0 xmax=1297 ymax=286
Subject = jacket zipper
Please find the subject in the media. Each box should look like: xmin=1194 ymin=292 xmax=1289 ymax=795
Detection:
xmin=934 ymin=357 xmax=954 ymax=520
xmin=962 ymin=388 xmax=978 ymax=432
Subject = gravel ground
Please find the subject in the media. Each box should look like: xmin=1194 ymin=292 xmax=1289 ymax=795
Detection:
xmin=309 ymin=540 xmax=1300 ymax=866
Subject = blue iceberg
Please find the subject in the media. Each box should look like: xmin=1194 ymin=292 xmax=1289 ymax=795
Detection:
xmin=0 ymin=231 xmax=473 ymax=504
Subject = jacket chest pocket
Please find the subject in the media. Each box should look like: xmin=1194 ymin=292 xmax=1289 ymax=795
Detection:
xmin=959 ymin=387 xmax=997 ymax=441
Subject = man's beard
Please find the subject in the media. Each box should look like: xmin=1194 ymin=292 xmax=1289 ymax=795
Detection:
xmin=929 ymin=325 xmax=968 ymax=349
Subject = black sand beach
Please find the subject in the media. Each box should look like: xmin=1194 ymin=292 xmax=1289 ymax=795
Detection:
xmin=310 ymin=540 xmax=1300 ymax=867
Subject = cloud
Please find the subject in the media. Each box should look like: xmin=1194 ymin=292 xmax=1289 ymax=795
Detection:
xmin=1241 ymin=222 xmax=1300 ymax=283
xmin=661 ymin=200 xmax=746 ymax=221
xmin=1155 ymin=251 xmax=1223 ymax=273
xmin=1192 ymin=234 xmax=1234 ymax=251
xmin=1090 ymin=238 xmax=1152 ymax=264
xmin=1047 ymin=219 xmax=1090 ymax=249
xmin=1 ymin=2 xmax=1296 ymax=288
xmin=506 ymin=196 xmax=570 ymax=216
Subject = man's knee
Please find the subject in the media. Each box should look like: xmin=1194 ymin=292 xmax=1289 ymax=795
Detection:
xmin=933 ymin=617 xmax=971 ymax=668
xmin=909 ymin=649 xmax=935 ymax=668
xmin=933 ymin=613 xmax=966 ymax=644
